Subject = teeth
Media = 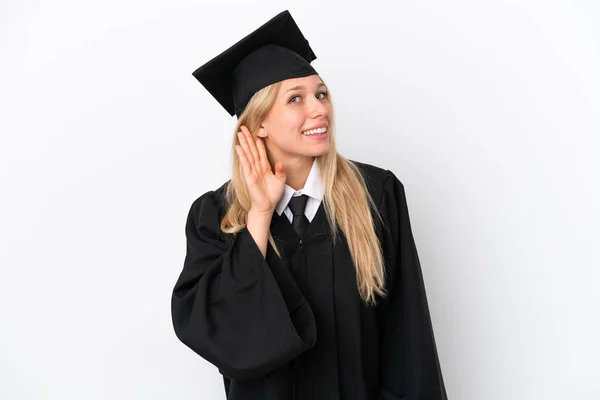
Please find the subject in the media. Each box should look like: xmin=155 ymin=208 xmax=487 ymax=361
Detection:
xmin=302 ymin=127 xmax=327 ymax=136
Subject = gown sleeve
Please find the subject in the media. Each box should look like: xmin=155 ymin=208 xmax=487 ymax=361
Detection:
xmin=170 ymin=190 xmax=317 ymax=381
xmin=376 ymin=171 xmax=448 ymax=400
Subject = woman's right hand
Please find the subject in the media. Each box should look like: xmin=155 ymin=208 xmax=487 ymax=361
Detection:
xmin=235 ymin=125 xmax=286 ymax=214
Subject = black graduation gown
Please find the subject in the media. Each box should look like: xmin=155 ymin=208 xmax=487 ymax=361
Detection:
xmin=171 ymin=161 xmax=447 ymax=400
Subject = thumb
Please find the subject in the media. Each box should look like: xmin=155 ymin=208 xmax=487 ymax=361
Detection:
xmin=274 ymin=162 xmax=286 ymax=181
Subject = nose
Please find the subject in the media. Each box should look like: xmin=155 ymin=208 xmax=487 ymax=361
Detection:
xmin=307 ymin=95 xmax=329 ymax=119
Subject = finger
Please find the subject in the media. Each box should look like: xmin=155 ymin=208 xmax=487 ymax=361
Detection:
xmin=235 ymin=145 xmax=250 ymax=177
xmin=238 ymin=128 xmax=256 ymax=166
xmin=237 ymin=129 xmax=256 ymax=167
xmin=256 ymin=136 xmax=270 ymax=170
xmin=241 ymin=126 xmax=260 ymax=166
xmin=274 ymin=162 xmax=286 ymax=181
xmin=235 ymin=143 xmax=252 ymax=178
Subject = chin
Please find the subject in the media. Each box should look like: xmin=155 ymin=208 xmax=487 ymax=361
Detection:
xmin=306 ymin=145 xmax=331 ymax=158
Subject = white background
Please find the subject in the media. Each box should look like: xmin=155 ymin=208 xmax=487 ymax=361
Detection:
xmin=1 ymin=0 xmax=599 ymax=399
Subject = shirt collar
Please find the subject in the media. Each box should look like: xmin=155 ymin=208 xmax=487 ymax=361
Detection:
xmin=275 ymin=157 xmax=324 ymax=216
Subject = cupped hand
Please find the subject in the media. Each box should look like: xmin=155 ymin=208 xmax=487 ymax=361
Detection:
xmin=235 ymin=125 xmax=286 ymax=214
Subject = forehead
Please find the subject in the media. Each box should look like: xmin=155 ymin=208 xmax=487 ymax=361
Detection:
xmin=279 ymin=74 xmax=324 ymax=91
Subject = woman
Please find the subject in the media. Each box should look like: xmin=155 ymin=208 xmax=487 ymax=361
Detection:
xmin=171 ymin=10 xmax=447 ymax=400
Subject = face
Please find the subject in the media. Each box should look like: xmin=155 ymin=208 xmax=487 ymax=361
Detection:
xmin=260 ymin=74 xmax=332 ymax=162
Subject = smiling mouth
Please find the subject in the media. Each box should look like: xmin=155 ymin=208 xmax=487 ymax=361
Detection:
xmin=301 ymin=126 xmax=328 ymax=136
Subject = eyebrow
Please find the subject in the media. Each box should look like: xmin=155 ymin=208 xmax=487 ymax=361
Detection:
xmin=284 ymin=82 xmax=326 ymax=94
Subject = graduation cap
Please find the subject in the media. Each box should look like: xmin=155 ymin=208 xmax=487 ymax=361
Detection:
xmin=192 ymin=10 xmax=318 ymax=118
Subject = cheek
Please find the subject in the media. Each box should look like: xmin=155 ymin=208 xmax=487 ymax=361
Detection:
xmin=279 ymin=111 xmax=304 ymax=134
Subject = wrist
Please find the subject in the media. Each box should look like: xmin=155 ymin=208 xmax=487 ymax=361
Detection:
xmin=248 ymin=207 xmax=275 ymax=219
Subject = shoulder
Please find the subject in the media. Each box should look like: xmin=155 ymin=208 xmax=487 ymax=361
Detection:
xmin=349 ymin=159 xmax=387 ymax=182
xmin=349 ymin=159 xmax=405 ymax=205
xmin=188 ymin=179 xmax=231 ymax=222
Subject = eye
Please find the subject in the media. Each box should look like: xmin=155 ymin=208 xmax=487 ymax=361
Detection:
xmin=288 ymin=91 xmax=329 ymax=104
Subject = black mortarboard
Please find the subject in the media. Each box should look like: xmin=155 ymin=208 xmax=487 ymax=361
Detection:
xmin=192 ymin=10 xmax=318 ymax=118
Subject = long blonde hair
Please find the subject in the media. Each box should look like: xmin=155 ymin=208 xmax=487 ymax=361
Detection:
xmin=220 ymin=78 xmax=387 ymax=305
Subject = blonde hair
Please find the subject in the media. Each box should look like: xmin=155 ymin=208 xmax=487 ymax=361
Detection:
xmin=220 ymin=78 xmax=387 ymax=305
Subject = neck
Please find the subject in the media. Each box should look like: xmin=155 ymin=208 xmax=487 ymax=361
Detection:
xmin=274 ymin=156 xmax=314 ymax=191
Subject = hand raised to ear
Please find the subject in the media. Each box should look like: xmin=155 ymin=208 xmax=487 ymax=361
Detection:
xmin=235 ymin=125 xmax=286 ymax=214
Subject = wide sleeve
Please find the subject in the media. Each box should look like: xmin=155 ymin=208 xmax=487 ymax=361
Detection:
xmin=170 ymin=190 xmax=317 ymax=381
xmin=376 ymin=171 xmax=447 ymax=400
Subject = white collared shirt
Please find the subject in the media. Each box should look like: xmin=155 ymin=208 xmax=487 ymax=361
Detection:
xmin=275 ymin=157 xmax=324 ymax=224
